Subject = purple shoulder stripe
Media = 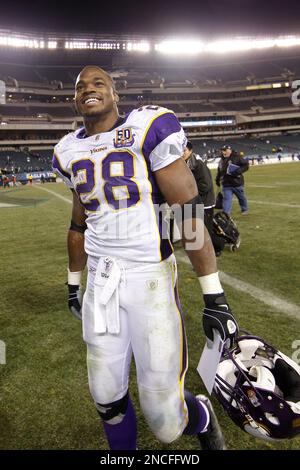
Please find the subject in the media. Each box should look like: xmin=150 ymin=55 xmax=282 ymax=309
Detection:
xmin=52 ymin=153 xmax=71 ymax=181
xmin=142 ymin=112 xmax=181 ymax=160
xmin=76 ymin=127 xmax=88 ymax=139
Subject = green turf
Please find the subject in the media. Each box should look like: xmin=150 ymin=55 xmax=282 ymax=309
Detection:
xmin=0 ymin=163 xmax=299 ymax=450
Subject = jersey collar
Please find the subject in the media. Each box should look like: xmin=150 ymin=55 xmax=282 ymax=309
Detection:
xmin=76 ymin=114 xmax=130 ymax=139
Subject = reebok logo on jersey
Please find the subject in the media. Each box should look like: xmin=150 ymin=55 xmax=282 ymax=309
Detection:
xmin=147 ymin=280 xmax=158 ymax=290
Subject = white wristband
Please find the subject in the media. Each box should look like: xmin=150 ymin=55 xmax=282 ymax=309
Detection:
xmin=68 ymin=269 xmax=83 ymax=285
xmin=198 ymin=272 xmax=223 ymax=295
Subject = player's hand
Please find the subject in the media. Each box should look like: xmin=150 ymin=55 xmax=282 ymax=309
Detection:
xmin=67 ymin=284 xmax=82 ymax=320
xmin=202 ymin=293 xmax=238 ymax=348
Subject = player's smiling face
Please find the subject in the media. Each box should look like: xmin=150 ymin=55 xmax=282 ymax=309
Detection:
xmin=75 ymin=68 xmax=118 ymax=119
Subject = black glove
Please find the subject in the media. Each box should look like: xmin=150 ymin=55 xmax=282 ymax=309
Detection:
xmin=203 ymin=293 xmax=238 ymax=348
xmin=67 ymin=284 xmax=82 ymax=320
xmin=215 ymin=179 xmax=220 ymax=187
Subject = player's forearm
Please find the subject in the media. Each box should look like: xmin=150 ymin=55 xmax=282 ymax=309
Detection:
xmin=67 ymin=229 xmax=87 ymax=272
xmin=181 ymin=219 xmax=217 ymax=276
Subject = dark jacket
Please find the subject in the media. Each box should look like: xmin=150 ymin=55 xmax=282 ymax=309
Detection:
xmin=187 ymin=154 xmax=215 ymax=208
xmin=216 ymin=151 xmax=249 ymax=188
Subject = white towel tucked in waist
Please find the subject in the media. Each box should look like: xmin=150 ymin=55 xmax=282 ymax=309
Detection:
xmin=94 ymin=256 xmax=121 ymax=334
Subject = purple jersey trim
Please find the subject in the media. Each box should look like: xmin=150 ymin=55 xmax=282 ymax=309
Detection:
xmin=142 ymin=112 xmax=181 ymax=160
xmin=52 ymin=153 xmax=71 ymax=181
xmin=75 ymin=115 xmax=130 ymax=139
xmin=76 ymin=127 xmax=88 ymax=139
xmin=141 ymin=112 xmax=180 ymax=260
xmin=174 ymin=284 xmax=188 ymax=381
xmin=156 ymin=207 xmax=174 ymax=261
xmin=141 ymin=148 xmax=173 ymax=261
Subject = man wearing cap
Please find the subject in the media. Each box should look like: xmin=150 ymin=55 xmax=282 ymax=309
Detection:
xmin=216 ymin=145 xmax=249 ymax=215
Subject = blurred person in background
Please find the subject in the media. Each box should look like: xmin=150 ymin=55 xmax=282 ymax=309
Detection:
xmin=216 ymin=145 xmax=249 ymax=215
xmin=183 ymin=141 xmax=224 ymax=255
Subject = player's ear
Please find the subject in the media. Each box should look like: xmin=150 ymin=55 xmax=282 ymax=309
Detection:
xmin=114 ymin=92 xmax=119 ymax=104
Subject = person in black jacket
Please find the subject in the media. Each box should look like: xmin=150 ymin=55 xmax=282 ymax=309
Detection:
xmin=183 ymin=142 xmax=224 ymax=255
xmin=216 ymin=145 xmax=249 ymax=215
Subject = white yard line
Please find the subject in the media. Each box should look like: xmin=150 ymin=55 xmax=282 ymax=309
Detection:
xmin=248 ymin=200 xmax=300 ymax=209
xmin=35 ymin=185 xmax=72 ymax=204
xmin=176 ymin=252 xmax=300 ymax=321
xmin=248 ymin=184 xmax=276 ymax=188
xmin=274 ymin=182 xmax=299 ymax=186
xmin=0 ymin=202 xmax=19 ymax=208
xmin=248 ymin=182 xmax=298 ymax=188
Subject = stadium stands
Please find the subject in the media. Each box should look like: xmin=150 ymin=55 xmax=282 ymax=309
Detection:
xmin=191 ymin=135 xmax=300 ymax=159
xmin=0 ymin=148 xmax=52 ymax=173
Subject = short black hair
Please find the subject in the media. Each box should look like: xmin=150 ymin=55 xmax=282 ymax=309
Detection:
xmin=77 ymin=66 xmax=116 ymax=92
xmin=186 ymin=141 xmax=193 ymax=151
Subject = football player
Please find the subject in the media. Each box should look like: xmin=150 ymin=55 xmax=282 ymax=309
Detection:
xmin=53 ymin=66 xmax=238 ymax=450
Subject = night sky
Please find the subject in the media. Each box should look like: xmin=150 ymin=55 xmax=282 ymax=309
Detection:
xmin=1 ymin=0 xmax=300 ymax=37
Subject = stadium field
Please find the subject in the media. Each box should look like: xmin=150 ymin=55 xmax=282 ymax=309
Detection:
xmin=0 ymin=162 xmax=299 ymax=450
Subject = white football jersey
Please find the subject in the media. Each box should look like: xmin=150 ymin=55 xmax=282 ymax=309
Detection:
xmin=53 ymin=106 xmax=186 ymax=262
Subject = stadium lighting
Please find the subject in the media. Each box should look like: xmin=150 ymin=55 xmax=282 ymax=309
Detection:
xmin=276 ymin=37 xmax=300 ymax=47
xmin=1 ymin=29 xmax=300 ymax=54
xmin=204 ymin=38 xmax=275 ymax=53
xmin=204 ymin=37 xmax=300 ymax=53
xmin=47 ymin=41 xmax=57 ymax=49
xmin=0 ymin=36 xmax=45 ymax=48
xmin=156 ymin=35 xmax=300 ymax=55
xmin=65 ymin=41 xmax=120 ymax=50
xmin=247 ymin=81 xmax=291 ymax=91
xmin=65 ymin=41 xmax=88 ymax=49
xmin=155 ymin=40 xmax=204 ymax=55
xmin=126 ymin=42 xmax=150 ymax=52
xmin=180 ymin=119 xmax=234 ymax=127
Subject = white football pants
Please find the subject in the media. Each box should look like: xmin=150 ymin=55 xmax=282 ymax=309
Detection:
xmin=82 ymin=254 xmax=189 ymax=443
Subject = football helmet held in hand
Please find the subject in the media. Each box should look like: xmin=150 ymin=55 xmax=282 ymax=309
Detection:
xmin=214 ymin=333 xmax=300 ymax=441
